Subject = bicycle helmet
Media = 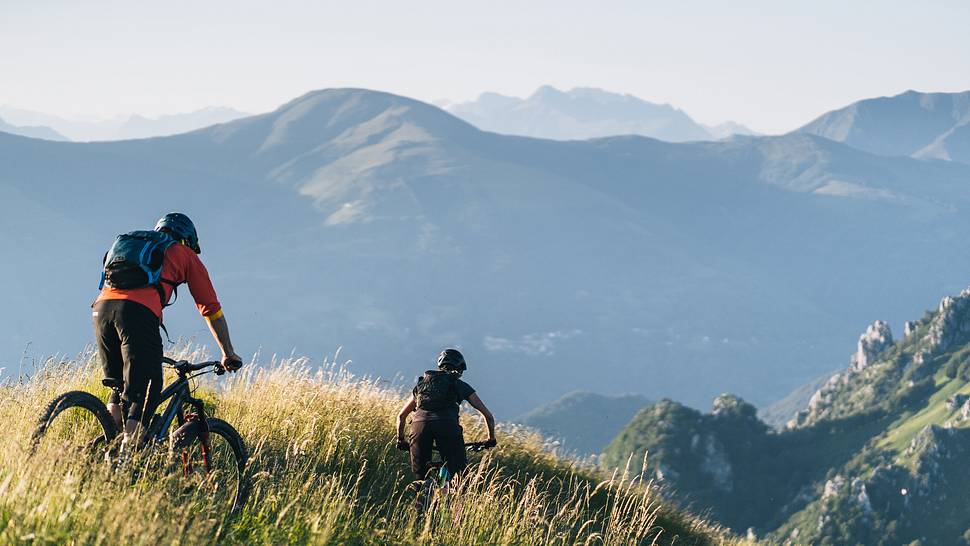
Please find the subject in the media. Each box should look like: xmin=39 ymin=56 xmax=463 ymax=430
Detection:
xmin=437 ymin=348 xmax=467 ymax=374
xmin=155 ymin=212 xmax=201 ymax=254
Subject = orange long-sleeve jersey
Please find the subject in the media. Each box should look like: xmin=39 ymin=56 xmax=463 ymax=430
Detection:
xmin=95 ymin=243 xmax=223 ymax=319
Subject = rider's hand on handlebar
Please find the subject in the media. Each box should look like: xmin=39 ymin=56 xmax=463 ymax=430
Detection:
xmin=221 ymin=353 xmax=243 ymax=373
xmin=484 ymin=438 xmax=497 ymax=449
xmin=396 ymin=439 xmax=410 ymax=452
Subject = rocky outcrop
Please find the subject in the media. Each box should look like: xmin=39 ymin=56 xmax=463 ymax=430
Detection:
xmin=906 ymin=425 xmax=970 ymax=494
xmin=851 ymin=320 xmax=894 ymax=371
xmin=904 ymin=320 xmax=920 ymax=339
xmin=851 ymin=477 xmax=872 ymax=514
xmin=788 ymin=372 xmax=848 ymax=428
xmin=819 ymin=475 xmax=871 ymax=514
xmin=946 ymin=397 xmax=970 ymax=427
xmin=712 ymin=393 xmax=758 ymax=420
xmin=821 ymin=474 xmax=845 ymax=500
xmin=790 ymin=341 xmax=903 ymax=426
xmin=925 ymin=288 xmax=970 ymax=355
xmin=792 ymin=320 xmax=894 ymax=427
xmin=947 ymin=394 xmax=969 ymax=411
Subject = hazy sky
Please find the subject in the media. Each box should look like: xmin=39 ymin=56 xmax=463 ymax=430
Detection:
xmin=2 ymin=0 xmax=969 ymax=133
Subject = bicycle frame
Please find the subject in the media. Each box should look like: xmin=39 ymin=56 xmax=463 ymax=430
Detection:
xmin=424 ymin=442 xmax=492 ymax=481
xmin=143 ymin=372 xmax=209 ymax=444
xmin=414 ymin=442 xmax=492 ymax=518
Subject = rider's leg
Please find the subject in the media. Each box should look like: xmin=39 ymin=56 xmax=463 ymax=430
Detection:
xmin=93 ymin=301 xmax=125 ymax=430
xmin=108 ymin=403 xmax=124 ymax=430
xmin=409 ymin=419 xmax=434 ymax=479
xmin=434 ymin=421 xmax=468 ymax=479
xmin=116 ymin=301 xmax=164 ymax=442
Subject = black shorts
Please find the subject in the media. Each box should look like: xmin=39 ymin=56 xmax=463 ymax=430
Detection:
xmin=409 ymin=419 xmax=467 ymax=480
xmin=92 ymin=300 xmax=163 ymax=424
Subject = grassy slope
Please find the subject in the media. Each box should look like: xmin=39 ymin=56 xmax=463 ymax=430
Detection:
xmin=0 ymin=349 xmax=740 ymax=546
xmin=879 ymin=371 xmax=970 ymax=453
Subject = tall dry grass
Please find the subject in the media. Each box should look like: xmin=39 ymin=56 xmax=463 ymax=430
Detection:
xmin=0 ymin=348 xmax=742 ymax=545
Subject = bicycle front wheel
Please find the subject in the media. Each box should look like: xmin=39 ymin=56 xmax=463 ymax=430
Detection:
xmin=172 ymin=417 xmax=248 ymax=512
xmin=32 ymin=390 xmax=118 ymax=458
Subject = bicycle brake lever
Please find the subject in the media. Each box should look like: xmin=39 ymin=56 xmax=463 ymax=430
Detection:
xmin=215 ymin=366 xmax=226 ymax=376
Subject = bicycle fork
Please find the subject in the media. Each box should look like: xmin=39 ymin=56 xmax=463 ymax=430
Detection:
xmin=178 ymin=397 xmax=211 ymax=475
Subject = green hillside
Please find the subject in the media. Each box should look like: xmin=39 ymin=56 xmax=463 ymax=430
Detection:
xmin=603 ymin=286 xmax=970 ymax=545
xmin=0 ymin=349 xmax=737 ymax=545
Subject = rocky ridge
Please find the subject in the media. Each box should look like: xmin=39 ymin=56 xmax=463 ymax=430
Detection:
xmin=790 ymin=288 xmax=970 ymax=429
xmin=603 ymin=284 xmax=970 ymax=545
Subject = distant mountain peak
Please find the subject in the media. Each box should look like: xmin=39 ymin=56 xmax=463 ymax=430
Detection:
xmin=258 ymin=87 xmax=476 ymax=138
xmin=0 ymin=104 xmax=249 ymax=141
xmin=445 ymin=85 xmax=751 ymax=142
xmin=0 ymin=115 xmax=69 ymax=141
xmin=530 ymin=84 xmax=562 ymax=98
xmin=796 ymin=88 xmax=970 ymax=162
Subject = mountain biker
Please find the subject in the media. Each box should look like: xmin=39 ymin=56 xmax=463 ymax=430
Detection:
xmin=396 ymin=348 xmax=497 ymax=480
xmin=92 ymin=212 xmax=242 ymax=445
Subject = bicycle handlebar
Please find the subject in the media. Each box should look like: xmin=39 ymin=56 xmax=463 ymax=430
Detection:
xmin=429 ymin=441 xmax=494 ymax=454
xmin=161 ymin=356 xmax=225 ymax=376
xmin=465 ymin=442 xmax=495 ymax=452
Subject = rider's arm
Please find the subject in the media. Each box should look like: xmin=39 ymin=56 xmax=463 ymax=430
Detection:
xmin=182 ymin=249 xmax=241 ymax=369
xmin=466 ymin=393 xmax=496 ymax=442
xmin=182 ymin=251 xmax=222 ymax=318
xmin=205 ymin=312 xmax=241 ymax=368
xmin=397 ymin=398 xmax=416 ymax=442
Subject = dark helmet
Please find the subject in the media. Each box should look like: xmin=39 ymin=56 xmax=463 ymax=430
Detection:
xmin=437 ymin=348 xmax=467 ymax=373
xmin=155 ymin=212 xmax=200 ymax=254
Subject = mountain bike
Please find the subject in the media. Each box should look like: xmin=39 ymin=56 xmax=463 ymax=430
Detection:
xmin=413 ymin=441 xmax=494 ymax=517
xmin=31 ymin=356 xmax=249 ymax=512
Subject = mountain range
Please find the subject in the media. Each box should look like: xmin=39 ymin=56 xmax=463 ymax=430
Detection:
xmin=0 ymin=105 xmax=249 ymax=141
xmin=444 ymin=86 xmax=756 ymax=142
xmin=0 ymin=116 xmax=68 ymax=141
xmin=4 ymin=88 xmax=970 ymax=419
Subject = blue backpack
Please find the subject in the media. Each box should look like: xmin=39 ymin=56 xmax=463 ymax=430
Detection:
xmin=99 ymin=230 xmax=179 ymax=307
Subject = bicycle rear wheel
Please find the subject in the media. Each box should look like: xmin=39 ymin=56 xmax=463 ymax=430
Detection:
xmin=171 ymin=417 xmax=248 ymax=512
xmin=32 ymin=391 xmax=118 ymax=457
xmin=415 ymin=476 xmax=436 ymax=516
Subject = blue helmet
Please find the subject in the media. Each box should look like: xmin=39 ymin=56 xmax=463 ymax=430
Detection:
xmin=154 ymin=212 xmax=200 ymax=254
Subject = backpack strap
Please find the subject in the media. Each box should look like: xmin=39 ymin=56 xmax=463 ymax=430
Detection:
xmin=448 ymin=372 xmax=460 ymax=402
xmin=159 ymin=321 xmax=173 ymax=344
xmin=154 ymin=278 xmax=180 ymax=345
xmin=98 ymin=251 xmax=109 ymax=290
xmin=155 ymin=278 xmax=180 ymax=309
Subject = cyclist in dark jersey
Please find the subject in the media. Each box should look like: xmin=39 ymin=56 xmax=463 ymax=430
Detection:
xmin=396 ymin=349 xmax=497 ymax=479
